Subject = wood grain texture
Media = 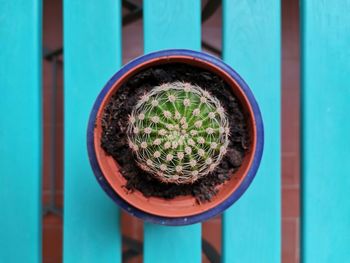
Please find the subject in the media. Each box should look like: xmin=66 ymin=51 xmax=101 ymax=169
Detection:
xmin=301 ymin=0 xmax=350 ymax=261
xmin=144 ymin=0 xmax=201 ymax=52
xmin=63 ymin=1 xmax=122 ymax=262
xmin=222 ymin=0 xmax=281 ymax=262
xmin=0 ymin=0 xmax=42 ymax=262
xmin=143 ymin=1 xmax=201 ymax=263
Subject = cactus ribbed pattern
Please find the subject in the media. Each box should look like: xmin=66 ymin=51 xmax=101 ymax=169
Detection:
xmin=127 ymin=82 xmax=230 ymax=184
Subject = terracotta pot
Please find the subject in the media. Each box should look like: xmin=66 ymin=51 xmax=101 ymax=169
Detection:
xmin=87 ymin=49 xmax=263 ymax=225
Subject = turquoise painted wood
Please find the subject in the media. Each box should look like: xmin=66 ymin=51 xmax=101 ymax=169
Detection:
xmin=143 ymin=1 xmax=201 ymax=262
xmin=63 ymin=1 xmax=122 ymax=262
xmin=0 ymin=0 xmax=42 ymax=262
xmin=301 ymin=1 xmax=350 ymax=262
xmin=222 ymin=1 xmax=281 ymax=262
xmin=144 ymin=223 xmax=202 ymax=263
xmin=144 ymin=0 xmax=201 ymax=52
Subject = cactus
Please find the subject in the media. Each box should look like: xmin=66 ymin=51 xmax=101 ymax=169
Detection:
xmin=127 ymin=82 xmax=230 ymax=184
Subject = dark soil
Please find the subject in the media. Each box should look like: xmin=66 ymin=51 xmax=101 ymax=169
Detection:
xmin=100 ymin=63 xmax=250 ymax=202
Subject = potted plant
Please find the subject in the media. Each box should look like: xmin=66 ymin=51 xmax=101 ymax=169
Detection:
xmin=87 ymin=49 xmax=263 ymax=225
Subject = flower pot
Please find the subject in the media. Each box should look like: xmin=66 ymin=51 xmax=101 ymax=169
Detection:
xmin=87 ymin=49 xmax=263 ymax=225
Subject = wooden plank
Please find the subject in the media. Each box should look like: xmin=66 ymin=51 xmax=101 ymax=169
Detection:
xmin=222 ymin=1 xmax=281 ymax=262
xmin=144 ymin=0 xmax=201 ymax=52
xmin=0 ymin=0 xmax=42 ymax=262
xmin=144 ymin=223 xmax=202 ymax=263
xmin=300 ymin=1 xmax=350 ymax=261
xmin=143 ymin=1 xmax=201 ymax=262
xmin=63 ymin=1 xmax=122 ymax=262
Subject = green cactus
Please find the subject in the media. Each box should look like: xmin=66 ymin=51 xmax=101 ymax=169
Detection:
xmin=127 ymin=82 xmax=230 ymax=184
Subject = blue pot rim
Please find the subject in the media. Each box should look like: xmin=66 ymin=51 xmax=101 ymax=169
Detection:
xmin=87 ymin=49 xmax=264 ymax=226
